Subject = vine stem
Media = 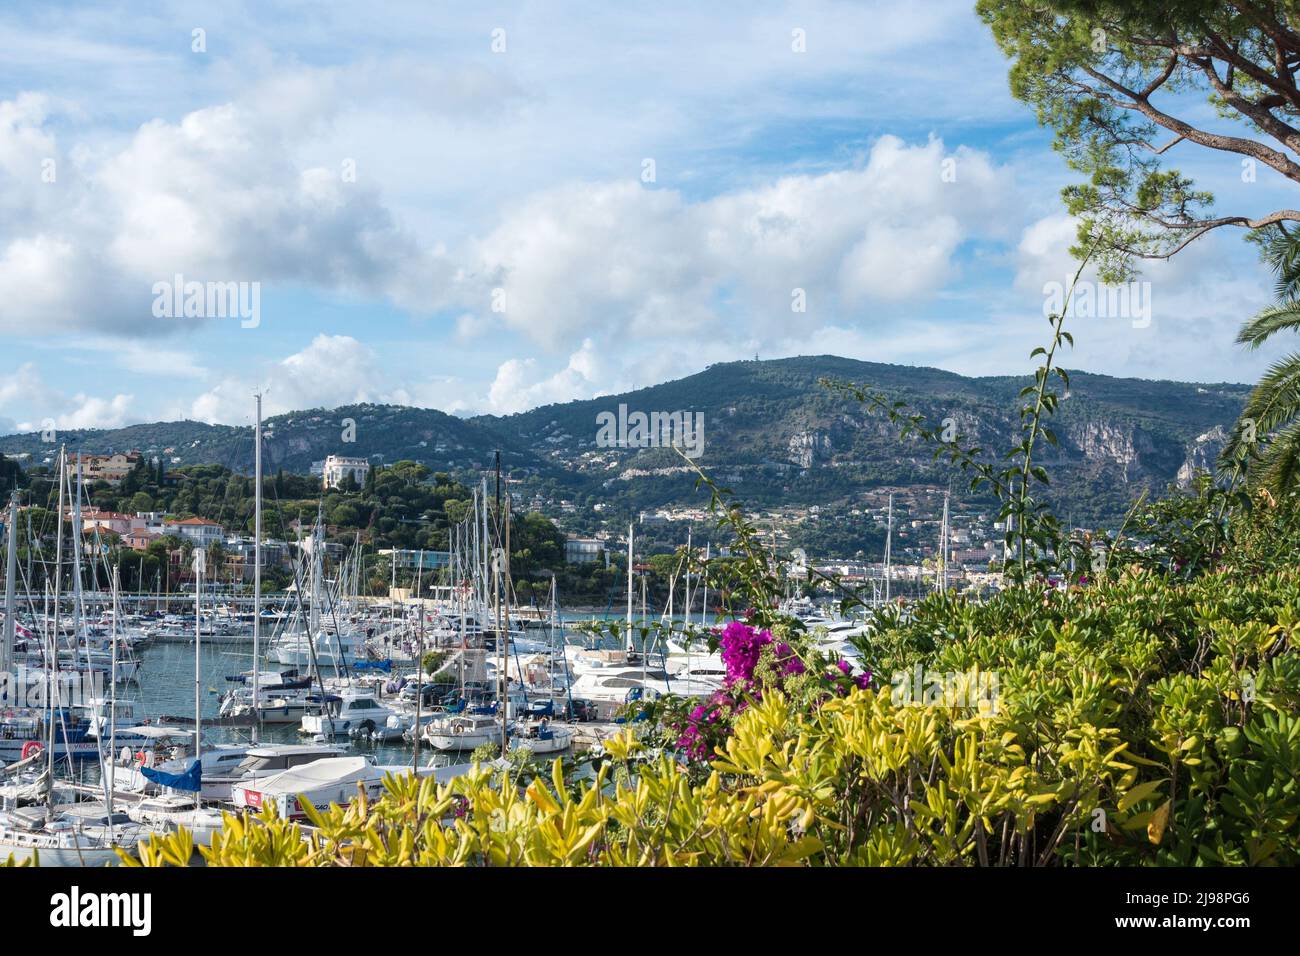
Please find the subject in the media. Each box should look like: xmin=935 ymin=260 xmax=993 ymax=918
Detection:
xmin=1015 ymin=240 xmax=1099 ymax=576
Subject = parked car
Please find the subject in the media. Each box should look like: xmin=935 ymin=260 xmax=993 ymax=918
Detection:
xmin=561 ymin=698 xmax=595 ymax=722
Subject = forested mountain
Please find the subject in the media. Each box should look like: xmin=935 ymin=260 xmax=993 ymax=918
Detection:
xmin=0 ymin=356 xmax=1249 ymax=527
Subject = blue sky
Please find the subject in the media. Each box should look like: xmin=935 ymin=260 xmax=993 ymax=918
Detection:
xmin=0 ymin=0 xmax=1290 ymax=435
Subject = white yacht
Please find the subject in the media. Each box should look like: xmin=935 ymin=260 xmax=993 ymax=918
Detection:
xmin=0 ymin=804 xmax=149 ymax=867
xmin=219 ymin=686 xmax=318 ymax=725
xmin=83 ymin=696 xmax=144 ymax=739
xmin=664 ymin=642 xmax=728 ymax=683
xmin=511 ymin=719 xmax=574 ymax=754
xmin=203 ymin=743 xmax=347 ymax=802
xmin=124 ymin=796 xmax=225 ymax=847
xmin=300 ymin=689 xmax=396 ymax=738
xmin=107 ymin=730 xmax=254 ymax=801
xmin=230 ymin=756 xmax=385 ymax=820
xmin=273 ymin=630 xmax=360 ymax=670
xmin=568 ymin=667 xmax=719 ymax=717
xmin=423 ymin=713 xmax=511 ymax=752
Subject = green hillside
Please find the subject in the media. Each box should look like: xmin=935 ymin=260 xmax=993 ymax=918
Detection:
xmin=0 ymin=356 xmax=1249 ymax=528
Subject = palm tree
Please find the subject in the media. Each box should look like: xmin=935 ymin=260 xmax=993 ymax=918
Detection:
xmin=1220 ymin=228 xmax=1300 ymax=501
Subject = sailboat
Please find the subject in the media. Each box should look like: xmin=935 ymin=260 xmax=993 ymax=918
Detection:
xmin=423 ymin=712 xmax=508 ymax=751
xmin=422 ymin=467 xmax=520 ymax=752
xmin=121 ymin=399 xmax=294 ymax=848
xmin=122 ymin=544 xmax=225 ymax=845
xmin=0 ymin=448 xmax=152 ymax=865
xmin=272 ymin=512 xmax=360 ymax=670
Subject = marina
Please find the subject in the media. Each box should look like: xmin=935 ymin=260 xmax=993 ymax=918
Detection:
xmin=2 ymin=428 xmax=862 ymax=866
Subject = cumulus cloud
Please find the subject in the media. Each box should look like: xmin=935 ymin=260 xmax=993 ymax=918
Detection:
xmin=182 ymin=335 xmax=614 ymax=422
xmin=188 ymin=334 xmax=384 ymax=424
xmin=0 ymin=0 xmax=1266 ymax=424
xmin=991 ymin=212 xmax=1275 ymax=383
xmin=453 ymin=135 xmax=1014 ymax=349
xmin=1 ymin=361 xmax=134 ymax=432
xmin=2 ymin=85 xmax=1014 ymax=352
xmin=0 ymin=92 xmax=452 ymax=339
xmin=45 ymin=393 xmax=134 ymax=431
xmin=485 ymin=339 xmax=612 ymax=414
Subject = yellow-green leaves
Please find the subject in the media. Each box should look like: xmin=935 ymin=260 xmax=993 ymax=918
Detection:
xmin=1116 ymin=779 xmax=1167 ymax=813
xmin=1147 ymin=801 xmax=1171 ymax=845
xmin=109 ymin=566 xmax=1300 ymax=868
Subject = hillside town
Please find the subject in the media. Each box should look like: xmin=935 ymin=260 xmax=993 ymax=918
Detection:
xmin=5 ymin=446 xmax=1015 ymax=600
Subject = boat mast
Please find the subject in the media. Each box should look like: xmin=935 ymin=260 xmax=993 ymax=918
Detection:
xmin=664 ymin=551 xmax=676 ymax=628
xmin=309 ymin=510 xmax=321 ymax=637
xmin=884 ymin=493 xmax=893 ymax=604
xmin=46 ymin=447 xmax=65 ymax=821
xmin=481 ymin=478 xmax=489 ymax=635
xmin=253 ymin=392 xmax=263 ymax=744
xmin=192 ymin=545 xmax=205 ymax=810
xmin=71 ymin=454 xmax=86 ymax=657
xmin=456 ymin=524 xmax=465 ymax=701
xmin=625 ymin=522 xmax=633 ymax=653
xmin=683 ymin=527 xmax=692 ymax=624
xmin=492 ymin=454 xmax=507 ymax=757
xmin=3 ymin=491 xmax=17 ymax=676
xmin=700 ymin=541 xmax=710 ymax=630
xmin=939 ymin=491 xmax=950 ymax=596
xmin=501 ymin=495 xmax=513 ymax=758
xmin=640 ymin=559 xmax=647 ymax=687
xmin=554 ymin=575 xmax=573 ymax=717
xmin=413 ymin=549 xmax=424 ymax=774
xmin=25 ymin=508 xmax=33 ymax=618
xmin=666 ymin=547 xmax=684 ymax=674
xmin=108 ymin=565 xmax=120 ymax=830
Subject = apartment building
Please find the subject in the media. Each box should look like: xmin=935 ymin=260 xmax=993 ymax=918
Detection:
xmin=322 ymin=454 xmax=371 ymax=489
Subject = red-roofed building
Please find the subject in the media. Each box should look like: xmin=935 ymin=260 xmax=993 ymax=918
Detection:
xmin=162 ymin=517 xmax=225 ymax=546
xmin=81 ymin=510 xmax=134 ymax=535
xmin=123 ymin=530 xmax=160 ymax=552
xmin=79 ymin=452 xmax=142 ymax=485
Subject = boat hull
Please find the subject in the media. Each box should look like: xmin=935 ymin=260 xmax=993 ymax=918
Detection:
xmin=0 ymin=842 xmax=126 ymax=867
xmin=427 ymin=731 xmax=497 ymax=751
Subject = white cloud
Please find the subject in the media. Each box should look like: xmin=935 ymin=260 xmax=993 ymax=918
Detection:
xmin=0 ymin=363 xmax=49 ymax=416
xmin=385 ymin=376 xmax=474 ymax=417
xmin=47 ymin=393 xmax=134 ymax=431
xmin=453 ymin=135 xmax=1015 ymax=349
xmin=184 ymin=335 xmax=612 ymax=422
xmin=0 ymin=92 xmax=453 ymax=340
xmin=2 ymin=361 xmax=134 ymax=432
xmin=839 ymin=217 xmax=962 ymax=302
xmin=1 ymin=80 xmax=1019 ymax=358
xmin=188 ymin=334 xmax=383 ymax=424
xmin=485 ymin=339 xmax=611 ymax=414
xmin=0 ymin=1 xmax=1273 ymax=425
xmin=973 ymin=212 xmax=1277 ymax=383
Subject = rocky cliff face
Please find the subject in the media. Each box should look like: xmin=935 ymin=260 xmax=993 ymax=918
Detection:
xmin=1177 ymin=425 xmax=1229 ymax=487
xmin=1066 ymin=420 xmax=1154 ymax=482
xmin=781 ymin=409 xmax=1214 ymax=493
xmin=788 ymin=429 xmax=833 ymax=468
